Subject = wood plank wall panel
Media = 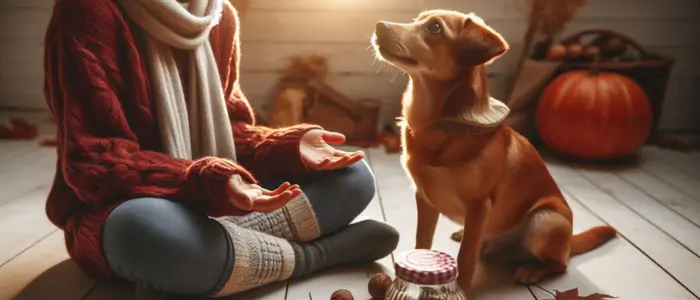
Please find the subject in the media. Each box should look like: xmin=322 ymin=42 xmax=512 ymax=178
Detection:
xmin=1 ymin=0 xmax=698 ymax=130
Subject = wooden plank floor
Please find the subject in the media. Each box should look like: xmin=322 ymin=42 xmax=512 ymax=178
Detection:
xmin=0 ymin=112 xmax=699 ymax=300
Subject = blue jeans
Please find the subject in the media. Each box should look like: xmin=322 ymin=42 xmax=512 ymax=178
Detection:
xmin=101 ymin=161 xmax=379 ymax=295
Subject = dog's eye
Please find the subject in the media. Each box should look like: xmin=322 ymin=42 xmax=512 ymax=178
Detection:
xmin=424 ymin=20 xmax=442 ymax=35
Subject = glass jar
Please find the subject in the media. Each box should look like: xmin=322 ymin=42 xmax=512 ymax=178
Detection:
xmin=385 ymin=249 xmax=467 ymax=300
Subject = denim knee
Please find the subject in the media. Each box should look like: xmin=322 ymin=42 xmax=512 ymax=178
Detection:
xmin=102 ymin=197 xmax=232 ymax=296
xmin=342 ymin=160 xmax=377 ymax=207
xmin=302 ymin=160 xmax=377 ymax=235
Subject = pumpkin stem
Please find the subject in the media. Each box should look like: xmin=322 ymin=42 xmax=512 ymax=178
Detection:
xmin=590 ymin=52 xmax=601 ymax=76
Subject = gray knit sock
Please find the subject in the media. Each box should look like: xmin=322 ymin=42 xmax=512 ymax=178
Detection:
xmin=213 ymin=217 xmax=297 ymax=296
xmin=211 ymin=218 xmax=398 ymax=296
xmin=290 ymin=219 xmax=399 ymax=277
xmin=232 ymin=193 xmax=321 ymax=242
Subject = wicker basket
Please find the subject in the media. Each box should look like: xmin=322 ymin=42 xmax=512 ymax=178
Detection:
xmin=557 ymin=29 xmax=675 ymax=143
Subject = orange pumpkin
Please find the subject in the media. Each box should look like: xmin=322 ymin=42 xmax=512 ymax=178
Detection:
xmin=535 ymin=70 xmax=653 ymax=160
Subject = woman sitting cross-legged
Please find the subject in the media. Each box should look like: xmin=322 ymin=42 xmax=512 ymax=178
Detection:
xmin=42 ymin=0 xmax=399 ymax=296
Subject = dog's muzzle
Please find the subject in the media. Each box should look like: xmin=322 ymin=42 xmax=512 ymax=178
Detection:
xmin=374 ymin=21 xmax=392 ymax=40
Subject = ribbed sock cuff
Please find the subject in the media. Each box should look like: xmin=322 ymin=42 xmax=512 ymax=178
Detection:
xmin=212 ymin=217 xmax=295 ymax=296
xmin=231 ymin=192 xmax=321 ymax=242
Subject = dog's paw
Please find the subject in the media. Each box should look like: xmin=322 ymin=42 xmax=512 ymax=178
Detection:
xmin=513 ymin=264 xmax=549 ymax=285
xmin=450 ymin=229 xmax=463 ymax=242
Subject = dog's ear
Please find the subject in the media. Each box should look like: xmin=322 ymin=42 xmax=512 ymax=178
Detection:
xmin=456 ymin=18 xmax=509 ymax=67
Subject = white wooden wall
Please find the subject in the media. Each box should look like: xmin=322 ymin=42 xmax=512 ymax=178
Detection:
xmin=1 ymin=0 xmax=698 ymax=131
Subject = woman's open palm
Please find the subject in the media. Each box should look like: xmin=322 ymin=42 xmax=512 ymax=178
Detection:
xmin=227 ymin=174 xmax=301 ymax=213
xmin=300 ymin=129 xmax=364 ymax=171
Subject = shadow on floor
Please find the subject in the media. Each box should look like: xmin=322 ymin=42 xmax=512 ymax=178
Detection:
xmin=11 ymin=259 xmax=96 ymax=300
xmin=541 ymin=147 xmax=644 ymax=170
xmin=9 ymin=259 xmax=545 ymax=299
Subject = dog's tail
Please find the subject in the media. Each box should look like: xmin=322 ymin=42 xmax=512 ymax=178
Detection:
xmin=570 ymin=226 xmax=616 ymax=256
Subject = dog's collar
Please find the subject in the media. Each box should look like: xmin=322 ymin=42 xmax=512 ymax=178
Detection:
xmin=428 ymin=97 xmax=510 ymax=135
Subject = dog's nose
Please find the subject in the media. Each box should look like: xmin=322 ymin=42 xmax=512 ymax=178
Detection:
xmin=375 ymin=21 xmax=391 ymax=36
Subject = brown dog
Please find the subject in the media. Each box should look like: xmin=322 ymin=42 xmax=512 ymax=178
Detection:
xmin=371 ymin=10 xmax=616 ymax=294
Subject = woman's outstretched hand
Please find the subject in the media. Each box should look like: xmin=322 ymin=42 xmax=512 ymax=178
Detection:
xmin=300 ymin=129 xmax=364 ymax=171
xmin=227 ymin=174 xmax=301 ymax=213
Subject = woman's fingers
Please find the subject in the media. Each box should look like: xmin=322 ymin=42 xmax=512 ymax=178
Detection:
xmin=313 ymin=158 xmax=332 ymax=169
xmin=316 ymin=152 xmax=363 ymax=170
xmin=258 ymin=182 xmax=291 ymax=195
xmin=251 ymin=189 xmax=302 ymax=213
xmin=229 ymin=176 xmax=303 ymax=213
xmin=333 ymin=150 xmax=364 ymax=159
xmin=321 ymin=131 xmax=346 ymax=144
xmin=341 ymin=152 xmax=364 ymax=164
xmin=327 ymin=155 xmax=353 ymax=169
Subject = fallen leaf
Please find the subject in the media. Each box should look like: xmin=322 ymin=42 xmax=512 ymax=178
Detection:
xmin=555 ymin=288 xmax=580 ymax=299
xmin=39 ymin=138 xmax=58 ymax=147
xmin=578 ymin=293 xmax=618 ymax=300
xmin=553 ymin=287 xmax=617 ymax=300
xmin=0 ymin=117 xmax=39 ymax=140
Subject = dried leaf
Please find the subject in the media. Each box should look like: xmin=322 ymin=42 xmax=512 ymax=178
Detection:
xmin=281 ymin=54 xmax=329 ymax=82
xmin=0 ymin=117 xmax=38 ymax=140
xmin=40 ymin=138 xmax=58 ymax=147
xmin=578 ymin=293 xmax=618 ymax=300
xmin=553 ymin=287 xmax=617 ymax=300
xmin=555 ymin=288 xmax=580 ymax=299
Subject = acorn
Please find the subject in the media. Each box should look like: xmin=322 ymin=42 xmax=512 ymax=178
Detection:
xmin=565 ymin=43 xmax=584 ymax=59
xmin=368 ymin=273 xmax=393 ymax=299
xmin=330 ymin=289 xmax=354 ymax=300
xmin=450 ymin=229 xmax=463 ymax=242
xmin=546 ymin=44 xmax=567 ymax=61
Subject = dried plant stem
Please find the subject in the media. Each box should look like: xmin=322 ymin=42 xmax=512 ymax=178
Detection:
xmin=507 ymin=0 xmax=588 ymax=101
xmin=534 ymin=284 xmax=558 ymax=299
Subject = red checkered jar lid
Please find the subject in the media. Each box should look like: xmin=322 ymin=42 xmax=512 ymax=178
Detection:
xmin=394 ymin=249 xmax=458 ymax=285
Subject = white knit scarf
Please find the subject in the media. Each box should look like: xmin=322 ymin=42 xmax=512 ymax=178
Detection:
xmin=118 ymin=0 xmax=237 ymax=161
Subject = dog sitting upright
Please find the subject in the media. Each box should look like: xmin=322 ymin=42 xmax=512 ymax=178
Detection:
xmin=371 ymin=10 xmax=616 ymax=294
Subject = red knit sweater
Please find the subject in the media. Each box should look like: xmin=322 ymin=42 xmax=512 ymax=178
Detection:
xmin=43 ymin=0 xmax=321 ymax=279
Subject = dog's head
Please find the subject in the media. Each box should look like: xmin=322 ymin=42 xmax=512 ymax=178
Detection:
xmin=371 ymin=10 xmax=509 ymax=79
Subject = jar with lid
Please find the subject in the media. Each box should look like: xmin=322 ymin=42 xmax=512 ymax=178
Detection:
xmin=385 ymin=249 xmax=467 ymax=300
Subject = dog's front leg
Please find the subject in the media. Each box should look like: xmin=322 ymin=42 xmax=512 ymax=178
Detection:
xmin=415 ymin=191 xmax=439 ymax=249
xmin=457 ymin=198 xmax=492 ymax=295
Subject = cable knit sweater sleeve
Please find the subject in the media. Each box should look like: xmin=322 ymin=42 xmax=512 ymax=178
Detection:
xmin=212 ymin=1 xmax=323 ymax=182
xmin=44 ymin=1 xmax=254 ymax=218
